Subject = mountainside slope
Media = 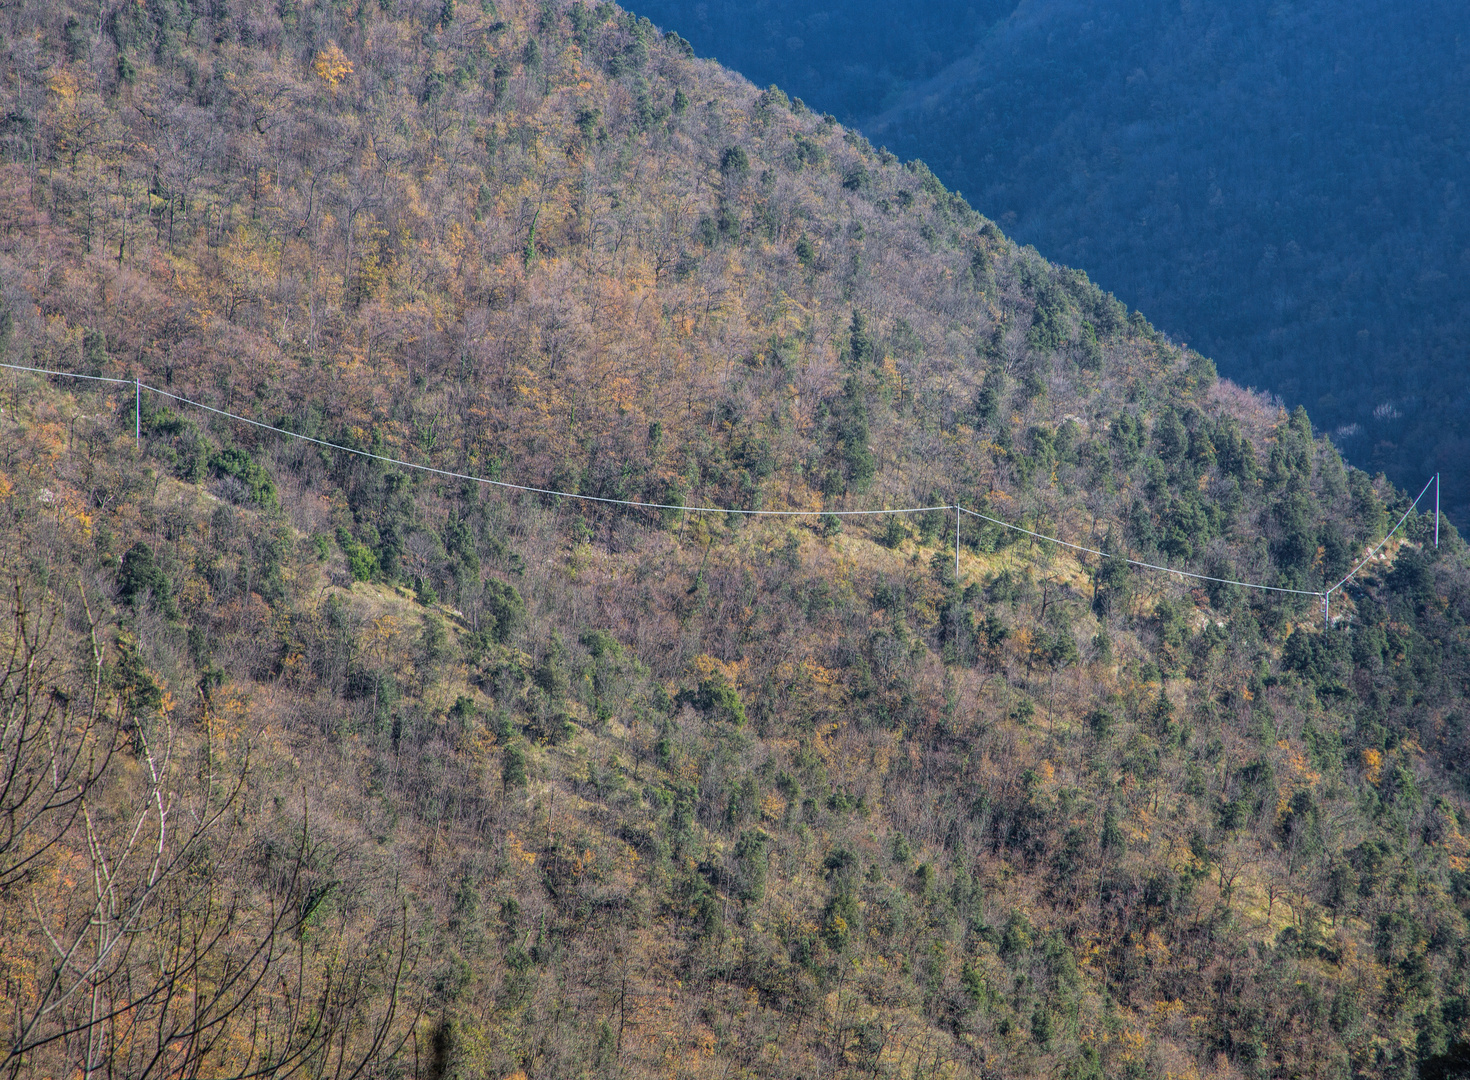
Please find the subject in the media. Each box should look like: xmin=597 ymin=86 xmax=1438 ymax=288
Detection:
xmin=623 ymin=0 xmax=1470 ymax=525
xmin=2 ymin=2 xmax=1470 ymax=1078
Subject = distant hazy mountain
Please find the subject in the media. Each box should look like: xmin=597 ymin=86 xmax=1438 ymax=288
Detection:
xmin=629 ymin=0 xmax=1470 ymax=520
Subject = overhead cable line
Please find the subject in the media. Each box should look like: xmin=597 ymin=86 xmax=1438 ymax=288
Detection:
xmin=1 ymin=362 xmax=1445 ymax=610
xmin=958 ymin=505 xmax=1324 ymax=597
xmin=1326 ymin=474 xmax=1437 ymax=597
xmin=0 ymin=361 xmax=132 ymax=385
xmin=140 ymin=385 xmax=953 ymax=517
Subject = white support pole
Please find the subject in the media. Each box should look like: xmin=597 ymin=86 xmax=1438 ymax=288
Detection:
xmin=1435 ymin=473 xmax=1440 ymax=548
xmin=954 ymin=504 xmax=961 ymax=582
xmin=948 ymin=504 xmax=962 ymax=660
xmin=1324 ymin=591 xmax=1329 ymax=629
xmin=135 ymin=378 xmax=140 ymax=449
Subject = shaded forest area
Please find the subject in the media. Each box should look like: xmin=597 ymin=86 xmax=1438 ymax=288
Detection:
xmin=627 ymin=0 xmax=1470 ymax=524
xmin=3 ymin=0 xmax=1470 ymax=1078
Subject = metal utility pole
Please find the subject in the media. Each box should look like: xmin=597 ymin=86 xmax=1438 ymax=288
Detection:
xmin=954 ymin=504 xmax=960 ymax=581
xmin=954 ymin=504 xmax=962 ymax=660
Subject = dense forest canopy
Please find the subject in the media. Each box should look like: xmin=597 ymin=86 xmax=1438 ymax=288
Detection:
xmin=626 ymin=0 xmax=1470 ymax=525
xmin=2 ymin=1 xmax=1470 ymax=1079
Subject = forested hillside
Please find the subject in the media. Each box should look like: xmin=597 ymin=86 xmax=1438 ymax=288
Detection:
xmin=627 ymin=0 xmax=1470 ymax=526
xmin=3 ymin=1 xmax=1470 ymax=1078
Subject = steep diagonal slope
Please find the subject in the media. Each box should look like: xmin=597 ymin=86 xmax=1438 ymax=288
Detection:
xmin=1 ymin=2 xmax=1469 ymax=1078
xmin=626 ymin=0 xmax=1470 ymax=523
xmin=867 ymin=0 xmax=1470 ymax=520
